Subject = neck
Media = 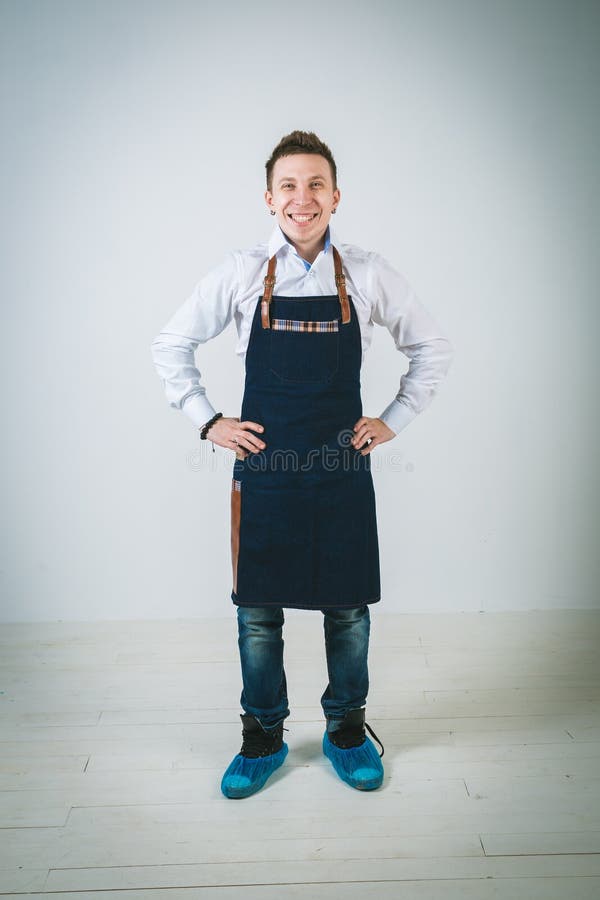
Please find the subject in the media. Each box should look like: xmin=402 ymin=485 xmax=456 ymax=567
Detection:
xmin=284 ymin=232 xmax=326 ymax=265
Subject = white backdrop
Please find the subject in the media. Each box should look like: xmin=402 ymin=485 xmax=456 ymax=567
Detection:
xmin=1 ymin=0 xmax=598 ymax=620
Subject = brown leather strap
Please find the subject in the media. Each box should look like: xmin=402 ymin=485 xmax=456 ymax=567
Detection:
xmin=332 ymin=245 xmax=351 ymax=324
xmin=260 ymin=245 xmax=350 ymax=329
xmin=260 ymin=255 xmax=277 ymax=329
xmin=230 ymin=479 xmax=241 ymax=594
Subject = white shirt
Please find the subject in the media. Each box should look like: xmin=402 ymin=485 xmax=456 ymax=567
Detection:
xmin=151 ymin=225 xmax=454 ymax=435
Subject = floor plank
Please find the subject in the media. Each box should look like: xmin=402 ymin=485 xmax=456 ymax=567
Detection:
xmin=0 ymin=611 xmax=599 ymax=899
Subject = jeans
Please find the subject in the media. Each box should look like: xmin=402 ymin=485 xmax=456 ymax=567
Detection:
xmin=236 ymin=604 xmax=371 ymax=730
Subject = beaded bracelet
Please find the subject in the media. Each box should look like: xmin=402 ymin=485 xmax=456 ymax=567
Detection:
xmin=199 ymin=411 xmax=223 ymax=452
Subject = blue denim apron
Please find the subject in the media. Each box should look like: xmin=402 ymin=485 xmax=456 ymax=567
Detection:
xmin=230 ymin=246 xmax=380 ymax=610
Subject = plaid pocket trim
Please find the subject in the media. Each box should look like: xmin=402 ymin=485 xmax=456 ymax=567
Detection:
xmin=272 ymin=318 xmax=339 ymax=333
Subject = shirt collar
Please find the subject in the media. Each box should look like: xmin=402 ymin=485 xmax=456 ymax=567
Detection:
xmin=267 ymin=223 xmax=338 ymax=261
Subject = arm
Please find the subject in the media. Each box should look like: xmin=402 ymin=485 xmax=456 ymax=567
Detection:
xmin=369 ymin=253 xmax=454 ymax=436
xmin=150 ymin=253 xmax=239 ymax=429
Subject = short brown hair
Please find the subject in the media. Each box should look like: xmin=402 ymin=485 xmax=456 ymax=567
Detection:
xmin=265 ymin=130 xmax=338 ymax=192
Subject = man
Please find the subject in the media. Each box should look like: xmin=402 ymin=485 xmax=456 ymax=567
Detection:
xmin=152 ymin=130 xmax=453 ymax=799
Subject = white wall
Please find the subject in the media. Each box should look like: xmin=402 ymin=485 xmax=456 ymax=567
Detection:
xmin=1 ymin=0 xmax=598 ymax=621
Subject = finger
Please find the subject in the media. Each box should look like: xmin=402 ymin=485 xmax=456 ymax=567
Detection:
xmin=230 ymin=438 xmax=249 ymax=455
xmin=239 ymin=421 xmax=265 ymax=434
xmin=360 ymin=437 xmax=378 ymax=455
xmin=353 ymin=417 xmax=368 ymax=431
xmin=234 ymin=429 xmax=266 ymax=451
xmin=352 ymin=426 xmax=371 ymax=446
xmin=358 ymin=431 xmax=376 ymax=450
xmin=235 ymin=433 xmax=265 ymax=453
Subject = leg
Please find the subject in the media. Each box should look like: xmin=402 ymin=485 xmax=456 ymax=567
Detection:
xmin=320 ymin=605 xmax=384 ymax=791
xmin=237 ymin=605 xmax=290 ymax=729
xmin=221 ymin=605 xmax=290 ymax=799
xmin=320 ymin=604 xmax=370 ymax=723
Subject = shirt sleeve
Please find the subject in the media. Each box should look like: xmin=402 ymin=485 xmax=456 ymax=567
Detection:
xmin=151 ymin=252 xmax=239 ymax=429
xmin=368 ymin=253 xmax=454 ymax=435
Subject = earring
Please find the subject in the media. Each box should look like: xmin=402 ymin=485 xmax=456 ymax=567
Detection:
xmin=270 ymin=210 xmax=276 ymax=216
xmin=332 ymin=208 xmax=337 ymax=214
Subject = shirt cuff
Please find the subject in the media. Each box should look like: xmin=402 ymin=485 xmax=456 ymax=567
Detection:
xmin=182 ymin=393 xmax=219 ymax=430
xmin=378 ymin=399 xmax=418 ymax=436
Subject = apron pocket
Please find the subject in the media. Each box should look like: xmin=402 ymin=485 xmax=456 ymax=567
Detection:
xmin=269 ymin=326 xmax=340 ymax=384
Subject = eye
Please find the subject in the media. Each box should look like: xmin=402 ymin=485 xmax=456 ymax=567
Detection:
xmin=311 ymin=181 xmax=324 ymax=188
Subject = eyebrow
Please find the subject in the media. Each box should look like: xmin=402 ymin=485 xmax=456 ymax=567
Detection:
xmin=277 ymin=175 xmax=327 ymax=184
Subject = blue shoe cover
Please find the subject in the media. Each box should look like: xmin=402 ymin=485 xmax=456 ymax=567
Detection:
xmin=221 ymin=743 xmax=288 ymax=799
xmin=323 ymin=731 xmax=383 ymax=790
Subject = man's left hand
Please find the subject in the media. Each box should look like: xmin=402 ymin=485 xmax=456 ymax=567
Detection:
xmin=351 ymin=417 xmax=396 ymax=455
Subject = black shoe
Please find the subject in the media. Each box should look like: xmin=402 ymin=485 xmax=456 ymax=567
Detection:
xmin=238 ymin=714 xmax=285 ymax=757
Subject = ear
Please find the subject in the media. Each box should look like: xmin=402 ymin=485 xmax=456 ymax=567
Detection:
xmin=333 ymin=187 xmax=341 ymax=207
xmin=264 ymin=189 xmax=274 ymax=212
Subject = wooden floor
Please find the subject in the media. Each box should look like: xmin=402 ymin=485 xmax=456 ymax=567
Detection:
xmin=0 ymin=610 xmax=599 ymax=899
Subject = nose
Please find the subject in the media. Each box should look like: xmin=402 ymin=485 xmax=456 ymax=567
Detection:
xmin=293 ymin=186 xmax=312 ymax=206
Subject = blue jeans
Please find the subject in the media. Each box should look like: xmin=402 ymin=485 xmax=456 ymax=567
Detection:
xmin=236 ymin=605 xmax=371 ymax=730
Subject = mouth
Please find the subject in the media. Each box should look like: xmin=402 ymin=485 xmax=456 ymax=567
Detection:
xmin=287 ymin=212 xmax=319 ymax=225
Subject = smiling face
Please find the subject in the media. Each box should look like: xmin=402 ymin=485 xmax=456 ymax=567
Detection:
xmin=265 ymin=153 xmax=341 ymax=263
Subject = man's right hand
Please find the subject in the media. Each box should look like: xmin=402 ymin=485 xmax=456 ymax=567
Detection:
xmin=205 ymin=416 xmax=266 ymax=458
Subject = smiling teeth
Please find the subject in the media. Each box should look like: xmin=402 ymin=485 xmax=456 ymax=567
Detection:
xmin=290 ymin=214 xmax=316 ymax=222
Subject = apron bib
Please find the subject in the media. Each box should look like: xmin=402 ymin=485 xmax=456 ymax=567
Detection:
xmin=230 ymin=246 xmax=380 ymax=610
